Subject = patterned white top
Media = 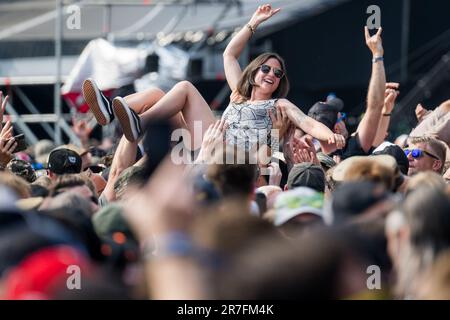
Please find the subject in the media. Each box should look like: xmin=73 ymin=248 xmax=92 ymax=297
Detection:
xmin=221 ymin=99 xmax=278 ymax=151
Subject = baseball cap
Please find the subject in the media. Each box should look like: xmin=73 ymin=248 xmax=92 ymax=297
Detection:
xmin=372 ymin=142 xmax=409 ymax=175
xmin=308 ymin=98 xmax=344 ymax=130
xmin=273 ymin=187 xmax=324 ymax=226
xmin=92 ymin=204 xmax=133 ymax=238
xmin=7 ymin=159 xmax=37 ymax=183
xmin=113 ymin=166 xmax=145 ymax=199
xmin=47 ymin=148 xmax=82 ymax=175
xmin=316 ymin=152 xmax=337 ymax=170
xmin=92 ymin=204 xmax=140 ymax=265
xmin=287 ymin=163 xmax=325 ymax=192
xmin=325 ymin=181 xmax=389 ymax=225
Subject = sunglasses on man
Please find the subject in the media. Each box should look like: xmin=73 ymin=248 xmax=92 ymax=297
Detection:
xmin=404 ymin=148 xmax=439 ymax=160
xmin=259 ymin=64 xmax=285 ymax=79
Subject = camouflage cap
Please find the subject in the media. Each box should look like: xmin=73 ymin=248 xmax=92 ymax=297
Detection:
xmin=7 ymin=159 xmax=37 ymax=183
xmin=114 ymin=166 xmax=145 ymax=199
xmin=316 ymin=152 xmax=337 ymax=170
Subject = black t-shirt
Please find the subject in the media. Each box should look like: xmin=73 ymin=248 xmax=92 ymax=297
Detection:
xmin=330 ymin=133 xmax=374 ymax=160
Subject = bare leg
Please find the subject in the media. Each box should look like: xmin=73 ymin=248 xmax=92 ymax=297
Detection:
xmin=102 ymin=136 xmax=137 ymax=202
xmin=137 ymin=81 xmax=216 ymax=150
xmin=124 ymin=87 xmax=187 ymax=130
xmin=103 ymin=88 xmax=177 ymax=201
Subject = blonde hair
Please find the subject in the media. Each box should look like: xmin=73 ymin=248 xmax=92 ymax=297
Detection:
xmin=344 ymin=160 xmax=395 ymax=191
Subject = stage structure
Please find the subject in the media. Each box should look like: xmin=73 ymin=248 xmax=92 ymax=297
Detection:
xmin=0 ymin=0 xmax=347 ymax=144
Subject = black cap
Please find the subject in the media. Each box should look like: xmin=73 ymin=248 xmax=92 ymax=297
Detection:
xmin=287 ymin=163 xmax=325 ymax=192
xmin=372 ymin=144 xmax=409 ymax=175
xmin=331 ymin=181 xmax=389 ymax=224
xmin=308 ymin=98 xmax=344 ymax=130
xmin=47 ymin=148 xmax=82 ymax=175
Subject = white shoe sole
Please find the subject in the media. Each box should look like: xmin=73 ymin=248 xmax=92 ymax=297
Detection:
xmin=113 ymin=97 xmax=141 ymax=142
xmin=82 ymin=79 xmax=112 ymax=126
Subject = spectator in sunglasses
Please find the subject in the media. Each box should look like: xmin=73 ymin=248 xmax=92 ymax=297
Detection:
xmin=405 ymin=136 xmax=447 ymax=176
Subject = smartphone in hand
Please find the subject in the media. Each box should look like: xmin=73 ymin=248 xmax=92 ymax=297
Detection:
xmin=10 ymin=134 xmax=28 ymax=153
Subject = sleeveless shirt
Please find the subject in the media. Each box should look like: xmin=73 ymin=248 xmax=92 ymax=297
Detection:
xmin=221 ymin=99 xmax=278 ymax=151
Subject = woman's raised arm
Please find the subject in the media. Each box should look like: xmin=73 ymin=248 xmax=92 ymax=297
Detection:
xmin=223 ymin=4 xmax=280 ymax=91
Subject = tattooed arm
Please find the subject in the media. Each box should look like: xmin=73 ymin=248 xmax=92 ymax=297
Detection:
xmin=276 ymin=99 xmax=345 ymax=148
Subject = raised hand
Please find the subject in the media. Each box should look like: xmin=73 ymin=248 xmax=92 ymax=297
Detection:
xmin=328 ymin=133 xmax=346 ymax=150
xmin=0 ymin=120 xmax=13 ymax=140
xmin=249 ymin=4 xmax=281 ymax=27
xmin=384 ymin=82 xmax=400 ymax=114
xmin=196 ymin=119 xmax=227 ymax=163
xmin=269 ymin=105 xmax=290 ymax=139
xmin=291 ymin=134 xmax=320 ymax=165
xmin=0 ymin=91 xmax=9 ymax=134
xmin=293 ymin=147 xmax=320 ymax=166
xmin=415 ymin=103 xmax=431 ymax=123
xmin=0 ymin=137 xmax=16 ymax=168
xmin=365 ymin=26 xmax=384 ymax=57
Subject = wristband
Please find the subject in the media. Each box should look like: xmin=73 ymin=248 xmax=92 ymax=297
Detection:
xmin=372 ymin=56 xmax=384 ymax=63
xmin=141 ymin=232 xmax=224 ymax=268
xmin=246 ymin=23 xmax=255 ymax=34
xmin=142 ymin=232 xmax=195 ymax=261
xmin=382 ymin=113 xmax=392 ymax=117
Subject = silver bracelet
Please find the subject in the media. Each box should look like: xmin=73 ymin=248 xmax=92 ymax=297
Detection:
xmin=372 ymin=56 xmax=384 ymax=63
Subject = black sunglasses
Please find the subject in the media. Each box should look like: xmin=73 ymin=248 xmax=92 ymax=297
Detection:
xmin=260 ymin=64 xmax=285 ymax=79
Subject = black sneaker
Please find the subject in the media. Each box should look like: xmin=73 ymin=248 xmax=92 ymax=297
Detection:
xmin=113 ymin=97 xmax=142 ymax=142
xmin=82 ymin=78 xmax=114 ymax=126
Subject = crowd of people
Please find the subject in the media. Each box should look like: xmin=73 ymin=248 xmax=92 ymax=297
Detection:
xmin=0 ymin=4 xmax=449 ymax=300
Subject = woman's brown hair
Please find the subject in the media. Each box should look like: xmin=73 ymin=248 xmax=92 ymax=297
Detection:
xmin=235 ymin=52 xmax=289 ymax=103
